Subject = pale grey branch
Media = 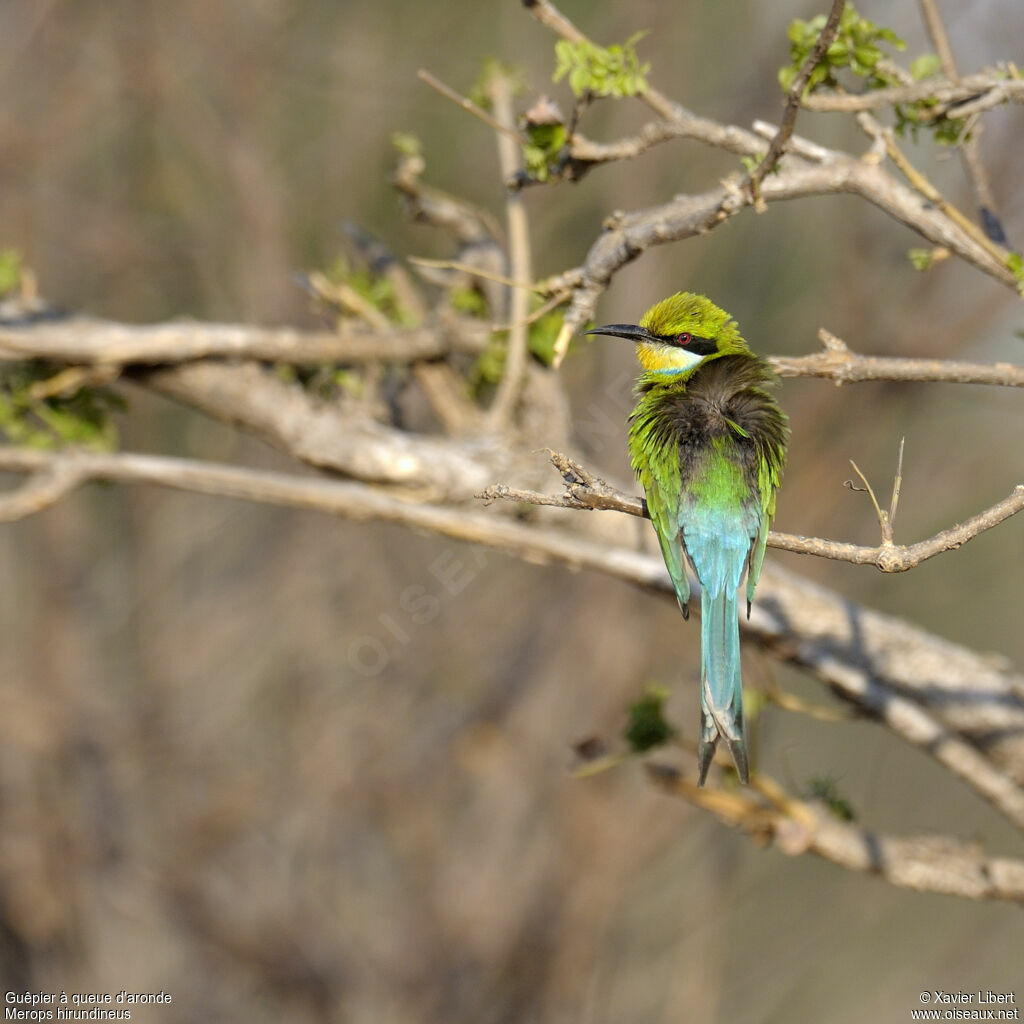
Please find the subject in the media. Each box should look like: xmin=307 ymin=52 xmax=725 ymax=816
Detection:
xmin=0 ymin=317 xmax=489 ymax=366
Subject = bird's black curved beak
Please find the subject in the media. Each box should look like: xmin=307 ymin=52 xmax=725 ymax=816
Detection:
xmin=585 ymin=323 xmax=659 ymax=344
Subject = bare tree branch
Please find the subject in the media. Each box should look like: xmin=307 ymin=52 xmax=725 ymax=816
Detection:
xmin=480 ymin=451 xmax=1024 ymax=573
xmin=551 ymin=155 xmax=1019 ymax=361
xmin=137 ymin=360 xmax=515 ymax=499
xmin=799 ymin=71 xmax=1024 ymax=115
xmin=557 ymin=112 xmax=809 ymax=175
xmin=646 ymin=765 xmax=1024 ymax=902
xmin=0 ymin=316 xmax=490 ymax=366
xmin=391 ymin=143 xmax=504 ymax=246
xmin=0 ymin=459 xmax=85 ymax=522
xmin=8 ymin=318 xmax=1021 ymax=389
xmin=770 ymin=329 xmax=1024 ymax=387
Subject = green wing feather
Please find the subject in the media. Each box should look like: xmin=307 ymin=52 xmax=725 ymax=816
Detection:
xmin=638 ymin=459 xmax=691 ymax=618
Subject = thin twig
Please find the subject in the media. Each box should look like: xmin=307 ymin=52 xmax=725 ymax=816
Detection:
xmin=416 ymin=69 xmax=521 ymax=141
xmin=748 ymin=0 xmax=846 ymax=201
xmin=486 ymin=71 xmax=534 ymax=429
xmin=28 ymin=364 xmax=121 ymax=400
xmin=844 ymin=440 xmax=904 ymax=547
xmin=889 ymin=437 xmax=905 ymax=533
xmin=764 ymin=688 xmax=854 ymax=723
xmin=846 ymin=459 xmax=890 ymax=542
xmin=305 ymin=271 xmax=391 ymax=331
xmin=491 ymin=290 xmax=570 ymax=332
xmin=406 ymin=256 xmax=538 ymax=293
xmin=480 ymin=450 xmax=1024 ymax=574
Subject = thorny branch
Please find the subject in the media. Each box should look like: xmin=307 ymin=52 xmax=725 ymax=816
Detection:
xmin=480 ymin=450 xmax=1024 ymax=574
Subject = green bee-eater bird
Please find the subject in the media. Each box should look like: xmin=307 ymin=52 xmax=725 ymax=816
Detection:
xmin=587 ymin=293 xmax=788 ymax=785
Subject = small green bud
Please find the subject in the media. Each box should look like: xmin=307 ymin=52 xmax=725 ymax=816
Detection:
xmin=908 ymin=248 xmax=934 ymax=271
xmin=553 ymin=32 xmax=650 ymax=99
xmin=391 ymin=132 xmax=422 ymax=158
xmin=624 ymin=686 xmax=676 ymax=753
xmin=910 ymin=53 xmax=942 ymax=80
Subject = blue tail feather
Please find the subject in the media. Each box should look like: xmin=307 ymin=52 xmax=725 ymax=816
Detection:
xmin=697 ymin=585 xmax=748 ymax=785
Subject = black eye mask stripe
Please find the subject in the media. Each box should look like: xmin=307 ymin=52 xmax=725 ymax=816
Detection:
xmin=657 ymin=334 xmax=717 ymax=356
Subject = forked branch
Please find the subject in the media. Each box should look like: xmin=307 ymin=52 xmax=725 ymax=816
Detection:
xmin=480 ymin=450 xmax=1024 ymax=574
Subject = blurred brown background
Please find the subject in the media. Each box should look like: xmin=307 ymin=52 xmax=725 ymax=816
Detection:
xmin=0 ymin=1 xmax=1022 ymax=1021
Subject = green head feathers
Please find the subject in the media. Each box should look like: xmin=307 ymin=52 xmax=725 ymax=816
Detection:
xmin=587 ymin=291 xmax=750 ymax=374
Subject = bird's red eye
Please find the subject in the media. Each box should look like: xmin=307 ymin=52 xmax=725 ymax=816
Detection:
xmin=676 ymin=332 xmax=691 ymax=345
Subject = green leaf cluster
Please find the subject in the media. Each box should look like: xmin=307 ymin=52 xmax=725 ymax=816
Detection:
xmin=469 ymin=305 xmax=567 ymax=395
xmin=553 ymin=32 xmax=650 ymax=99
xmin=909 ymin=53 xmax=942 ymax=81
xmin=779 ymin=6 xmax=968 ymax=147
xmin=525 ymin=307 xmax=565 ymax=366
xmin=469 ymin=341 xmax=503 ymax=395
xmin=892 ymin=102 xmax=967 ymax=146
xmin=0 ymin=249 xmax=23 ymax=298
xmin=448 ymin=284 xmax=488 ymax=318
xmin=522 ymin=121 xmax=568 ymax=184
xmin=624 ymin=685 xmax=676 ymax=753
xmin=0 ymin=363 xmax=123 ymax=449
xmin=896 ymin=48 xmax=972 ymax=146
xmin=907 ymin=247 xmax=935 ymax=272
xmin=779 ymin=4 xmax=905 ymax=93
